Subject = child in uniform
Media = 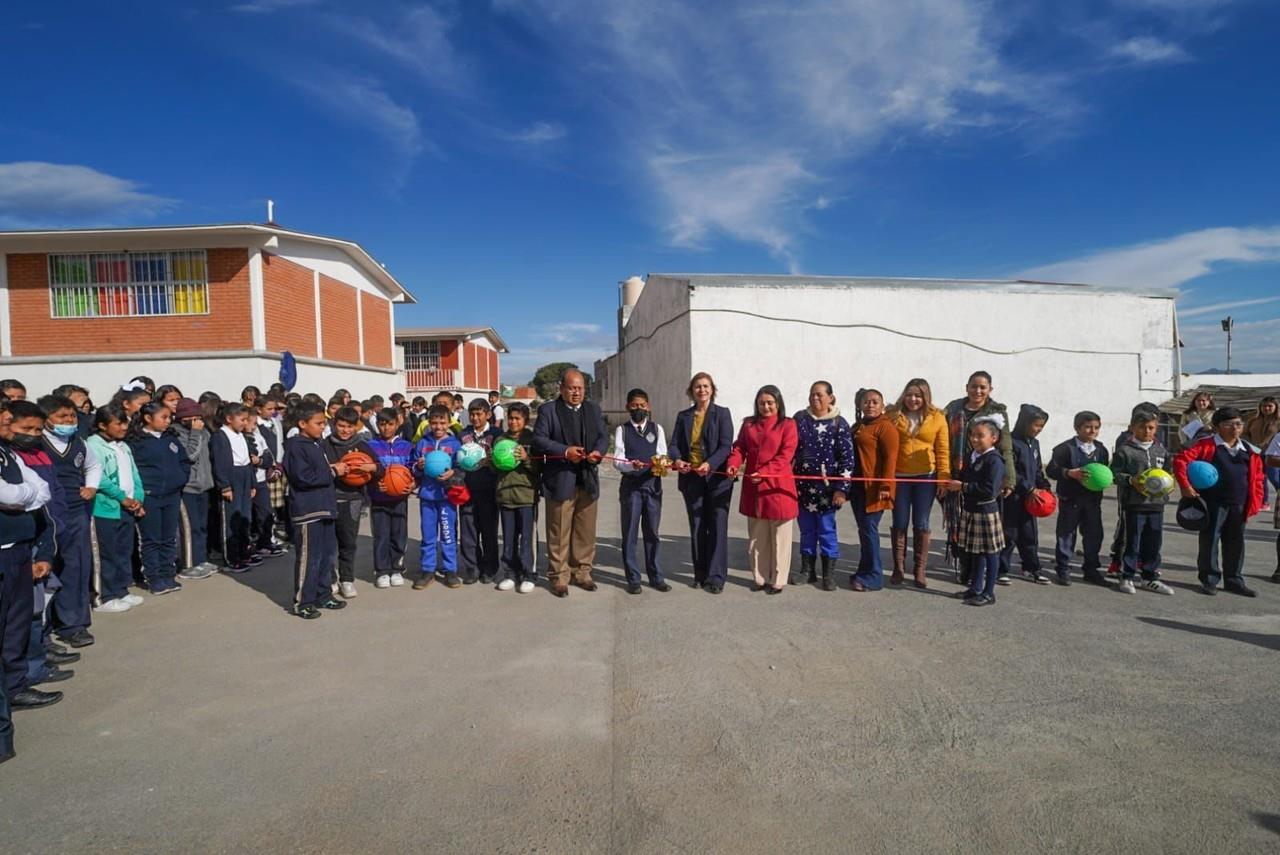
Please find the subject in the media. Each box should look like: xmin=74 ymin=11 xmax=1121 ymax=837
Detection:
xmin=85 ymin=404 xmax=145 ymax=614
xmin=283 ymin=403 xmax=347 ymax=619
xmin=128 ymin=402 xmax=192 ymax=595
xmin=947 ymin=418 xmax=1007 ymax=605
xmin=172 ymin=398 xmax=218 ymax=580
xmin=1110 ymin=408 xmax=1175 ymax=595
xmin=1047 ymin=411 xmax=1110 ymax=586
xmin=1001 ymin=404 xmax=1051 ymax=585
xmin=323 ymin=407 xmax=381 ymax=598
xmin=367 ymin=408 xmax=414 ymax=588
xmin=412 ymin=405 xmax=462 ymax=589
xmin=245 ymin=408 xmax=283 ymax=560
xmin=613 ymin=389 xmax=670 ymax=594
xmin=211 ymin=403 xmax=258 ymax=573
xmin=459 ymin=398 xmax=502 ymax=585
xmin=495 ymin=403 xmax=540 ymax=593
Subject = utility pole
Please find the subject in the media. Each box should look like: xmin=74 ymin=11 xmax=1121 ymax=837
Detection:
xmin=1221 ymin=316 xmax=1234 ymax=374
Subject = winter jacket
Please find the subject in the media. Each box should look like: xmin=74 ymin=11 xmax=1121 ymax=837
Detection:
xmin=792 ymin=407 xmax=854 ymax=512
xmin=323 ymin=434 xmax=383 ymax=503
xmin=495 ymin=428 xmax=541 ymax=508
xmin=284 ymin=435 xmax=337 ymax=523
xmin=128 ymin=430 xmax=192 ymax=499
xmin=1173 ymin=436 xmax=1265 ymax=519
xmin=853 ymin=415 xmax=899 ymax=513
xmin=944 ymin=397 xmax=1016 ymax=491
xmin=366 ymin=436 xmax=415 ymax=505
xmin=1008 ymin=404 xmax=1050 ymax=501
xmin=1047 ymin=438 xmax=1110 ymax=501
xmin=85 ymin=434 xmax=144 ymax=520
xmin=413 ymin=433 xmax=462 ymax=502
xmin=1110 ymin=438 xmax=1170 ymax=512
xmin=889 ymin=407 xmax=951 ymax=479
xmin=173 ymin=423 xmax=214 ymax=493
xmin=460 ymin=424 xmax=503 ymax=495
xmin=960 ymin=448 xmax=1006 ymax=513
xmin=726 ymin=415 xmax=798 ymax=520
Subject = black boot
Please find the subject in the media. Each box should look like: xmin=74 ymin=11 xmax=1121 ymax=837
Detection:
xmin=797 ymin=554 xmax=816 ymax=586
xmin=820 ymin=555 xmax=836 ymax=591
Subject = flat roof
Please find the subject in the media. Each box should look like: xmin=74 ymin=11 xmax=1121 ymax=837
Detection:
xmin=648 ymin=273 xmax=1176 ymax=299
xmin=0 ymin=223 xmax=416 ymax=304
xmin=396 ymin=326 xmax=509 ymax=352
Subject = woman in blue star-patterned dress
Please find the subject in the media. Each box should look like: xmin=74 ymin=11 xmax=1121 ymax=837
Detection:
xmin=792 ymin=382 xmax=855 ymax=590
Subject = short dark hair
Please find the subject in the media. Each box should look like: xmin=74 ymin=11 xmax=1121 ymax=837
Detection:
xmin=334 ymin=406 xmax=361 ymax=426
xmin=375 ymin=407 xmax=400 ymax=425
xmin=327 ymin=395 xmax=345 ymax=408
xmin=452 ymin=394 xmax=464 ymax=405
xmin=488 ymin=390 xmax=499 ymax=398
xmin=1130 ymin=408 xmax=1159 ymax=426
xmin=1074 ymin=410 xmax=1101 ymax=429
xmin=967 ymin=371 xmax=993 ymax=386
xmin=0 ymin=379 xmax=25 ymax=393
xmin=52 ymin=383 xmax=87 ymax=398
xmin=626 ymin=388 xmax=649 ymax=404
xmin=36 ymin=394 xmax=75 ymax=416
xmin=293 ymin=401 xmax=325 ymax=426
xmin=94 ymin=402 xmax=130 ymax=429
xmin=507 ymin=402 xmax=529 ymax=420
xmin=427 ymin=404 xmax=452 ymax=421
xmin=1213 ymin=407 xmax=1243 ymax=426
xmin=7 ymin=400 xmax=45 ymax=421
xmin=412 ymin=396 xmax=427 ymax=407
xmin=368 ymin=395 xmax=384 ymax=405
xmin=468 ymin=398 xmax=491 ymax=413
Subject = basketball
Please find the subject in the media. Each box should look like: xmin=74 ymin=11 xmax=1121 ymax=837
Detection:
xmin=379 ymin=463 xmax=415 ymax=497
xmin=339 ymin=450 xmax=374 ymax=487
xmin=1081 ymin=462 xmax=1113 ymax=492
xmin=1024 ymin=488 xmax=1057 ymax=518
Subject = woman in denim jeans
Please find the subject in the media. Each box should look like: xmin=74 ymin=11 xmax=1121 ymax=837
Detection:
xmin=887 ymin=379 xmax=950 ymax=588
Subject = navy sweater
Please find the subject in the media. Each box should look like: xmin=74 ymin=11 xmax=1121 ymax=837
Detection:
xmin=1047 ymin=439 xmax=1110 ymax=501
xmin=1009 ymin=436 xmax=1050 ymax=501
xmin=128 ymin=430 xmax=192 ymax=498
xmin=284 ymin=436 xmax=337 ymax=523
xmin=961 ymin=448 xmax=1006 ymax=512
xmin=210 ymin=429 xmax=252 ymax=491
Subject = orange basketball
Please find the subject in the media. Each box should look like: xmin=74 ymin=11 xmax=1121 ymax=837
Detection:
xmin=339 ymin=450 xmax=375 ymax=487
xmin=379 ymin=463 xmax=416 ymax=497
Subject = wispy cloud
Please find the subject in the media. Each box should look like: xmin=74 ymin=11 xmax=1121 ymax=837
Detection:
xmin=502 ymin=322 xmax=615 ymax=383
xmin=331 ymin=4 xmax=469 ymax=94
xmin=1018 ymin=226 xmax=1280 ymax=290
xmin=507 ymin=121 xmax=567 ymax=144
xmin=1178 ymin=296 xmax=1280 ymax=318
xmin=231 ymin=0 xmax=317 ymax=14
xmin=1108 ymin=36 xmax=1189 ymax=63
xmin=0 ymin=162 xmax=175 ymax=226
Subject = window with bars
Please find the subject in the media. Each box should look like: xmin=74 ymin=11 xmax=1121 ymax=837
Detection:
xmin=48 ymin=250 xmax=210 ymax=318
xmin=402 ymin=339 xmax=441 ymax=370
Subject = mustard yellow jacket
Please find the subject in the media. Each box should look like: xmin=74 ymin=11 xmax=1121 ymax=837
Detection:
xmin=888 ymin=408 xmax=951 ymax=480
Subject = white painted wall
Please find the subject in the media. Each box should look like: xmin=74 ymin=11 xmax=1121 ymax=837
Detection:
xmin=273 ymin=236 xmax=394 ymax=300
xmin=595 ymin=278 xmax=692 ymax=428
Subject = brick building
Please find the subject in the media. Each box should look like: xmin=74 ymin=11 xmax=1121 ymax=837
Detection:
xmin=396 ymin=327 xmax=508 ymax=398
xmin=0 ymin=223 xmax=415 ymax=402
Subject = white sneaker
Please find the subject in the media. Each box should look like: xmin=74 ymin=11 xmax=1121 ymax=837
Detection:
xmin=339 ymin=581 xmax=358 ymax=599
xmin=497 ymin=579 xmax=515 ymax=591
xmin=389 ymin=572 xmax=405 ymax=587
xmin=94 ymin=598 xmax=131 ymax=613
xmin=1118 ymin=579 xmax=1136 ymax=594
xmin=1142 ymin=579 xmax=1174 ymax=596
xmin=331 ymin=582 xmax=340 ymax=595
xmin=123 ymin=594 xmax=145 ymax=606
xmin=517 ymin=580 xmax=535 ymax=594
xmin=375 ymin=574 xmax=391 ymax=589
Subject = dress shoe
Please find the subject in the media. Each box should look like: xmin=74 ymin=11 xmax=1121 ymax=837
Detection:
xmin=33 ymin=665 xmax=74 ymax=685
xmin=61 ymin=629 xmax=95 ymax=648
xmin=689 ymin=580 xmax=703 ymax=589
xmin=551 ymin=584 xmax=569 ymax=598
xmin=11 ymin=688 xmax=62 ymax=709
xmin=46 ymin=649 xmax=80 ymax=666
xmin=766 ymin=586 xmax=783 ymax=595
xmin=1224 ymin=581 xmax=1258 ymax=598
xmin=574 ymin=579 xmax=598 ymax=592
xmin=1198 ymin=583 xmax=1217 ymax=596
xmin=750 ymin=583 xmax=767 ymax=592
xmin=705 ymin=583 xmax=723 ymax=594
xmin=0 ymin=747 xmax=14 ymax=764
xmin=626 ymin=583 xmax=643 ymax=595
xmin=650 ymin=581 xmax=672 ymax=592
xmin=412 ymin=573 xmax=435 ymax=590
xmin=44 ymin=639 xmax=70 ymax=656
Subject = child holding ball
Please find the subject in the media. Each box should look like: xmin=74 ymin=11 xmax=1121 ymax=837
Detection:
xmin=947 ymin=418 xmax=1006 ymax=606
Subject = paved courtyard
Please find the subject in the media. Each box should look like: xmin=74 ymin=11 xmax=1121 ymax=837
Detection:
xmin=3 ymin=470 xmax=1279 ymax=853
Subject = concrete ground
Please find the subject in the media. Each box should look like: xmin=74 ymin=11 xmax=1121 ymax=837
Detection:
xmin=3 ymin=470 xmax=1279 ymax=854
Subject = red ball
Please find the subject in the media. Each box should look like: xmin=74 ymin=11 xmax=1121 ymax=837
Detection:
xmin=1024 ymin=488 xmax=1057 ymax=518
xmin=339 ymin=451 xmax=374 ymax=487
xmin=446 ymin=484 xmax=471 ymax=507
xmin=379 ymin=464 xmax=415 ymax=497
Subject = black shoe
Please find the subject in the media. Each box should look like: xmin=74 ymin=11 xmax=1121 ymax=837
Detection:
xmin=952 ymin=590 xmax=976 ymax=600
xmin=44 ymin=639 xmax=69 ymax=656
xmin=966 ymin=595 xmax=993 ymax=606
xmin=32 ymin=665 xmax=74 ymax=685
xmin=0 ymin=747 xmax=13 ymax=764
xmin=705 ymin=583 xmax=723 ymax=594
xmin=650 ymin=581 xmax=672 ymax=592
xmin=62 ymin=629 xmax=95 ymax=648
xmin=1198 ymin=583 xmax=1217 ymax=596
xmin=318 ymin=596 xmax=347 ymax=610
xmin=690 ymin=580 xmax=703 ymax=589
xmin=478 ymin=575 xmax=493 ymax=586
xmin=46 ymin=649 xmax=80 ymax=666
xmin=1270 ymin=570 xmax=1280 ymax=584
xmin=1083 ymin=572 xmax=1109 ymax=587
xmin=626 ymin=583 xmax=643 ymax=595
xmin=751 ymin=583 xmax=767 ymax=592
xmin=293 ymin=604 xmax=322 ymax=619
xmin=1224 ymin=581 xmax=1258 ymax=598
xmin=11 ymin=688 xmax=62 ymax=709
xmin=766 ymin=586 xmax=783 ymax=595
xmin=1054 ymin=573 xmax=1072 ymax=587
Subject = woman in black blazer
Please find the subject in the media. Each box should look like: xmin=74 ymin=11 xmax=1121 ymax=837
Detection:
xmin=670 ymin=372 xmax=735 ymax=593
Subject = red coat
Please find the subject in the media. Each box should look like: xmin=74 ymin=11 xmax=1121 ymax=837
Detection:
xmin=726 ymin=415 xmax=798 ymax=520
xmin=1172 ymin=437 xmax=1265 ymax=519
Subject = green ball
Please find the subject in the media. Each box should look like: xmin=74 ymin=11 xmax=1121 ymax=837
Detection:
xmin=1081 ymin=462 xmax=1114 ymax=492
xmin=491 ymin=438 xmax=519 ymax=472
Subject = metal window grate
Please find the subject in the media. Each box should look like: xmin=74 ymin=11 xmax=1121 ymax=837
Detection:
xmin=48 ymin=250 xmax=210 ymax=318
xmin=402 ymin=339 xmax=441 ymax=371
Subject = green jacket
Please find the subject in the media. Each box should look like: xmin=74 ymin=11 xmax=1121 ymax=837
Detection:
xmin=495 ymin=428 xmax=541 ymax=508
xmin=944 ymin=398 xmax=1016 ymax=491
xmin=86 ymin=434 xmax=144 ymax=519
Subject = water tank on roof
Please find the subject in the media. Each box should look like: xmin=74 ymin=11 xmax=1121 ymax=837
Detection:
xmin=620 ymin=275 xmax=645 ymax=308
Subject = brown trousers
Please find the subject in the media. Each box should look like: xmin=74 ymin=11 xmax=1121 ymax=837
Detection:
xmin=545 ymin=490 xmax=599 ymax=585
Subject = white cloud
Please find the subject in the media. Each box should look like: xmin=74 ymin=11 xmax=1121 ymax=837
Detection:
xmin=1178 ymin=296 xmax=1280 ymax=318
xmin=331 ymin=5 xmax=469 ymax=93
xmin=1017 ymin=226 xmax=1280 ymax=290
xmin=231 ymin=0 xmax=317 ymax=13
xmin=0 ymin=162 xmax=175 ymax=226
xmin=1109 ymin=36 xmax=1189 ymax=63
xmin=501 ymin=322 xmax=616 ymax=384
xmin=507 ymin=121 xmax=567 ymax=144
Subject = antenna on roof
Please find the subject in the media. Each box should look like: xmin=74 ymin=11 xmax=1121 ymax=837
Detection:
xmin=266 ymin=199 xmax=276 ymax=224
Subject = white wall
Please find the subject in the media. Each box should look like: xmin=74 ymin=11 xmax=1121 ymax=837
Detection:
xmin=680 ymin=281 xmax=1177 ymax=449
xmin=273 ymin=236 xmax=394 ymax=301
xmin=595 ymin=278 xmax=692 ymax=428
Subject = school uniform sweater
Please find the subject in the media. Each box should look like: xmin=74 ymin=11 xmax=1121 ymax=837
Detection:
xmin=1047 ymin=439 xmax=1110 ymax=501
xmin=323 ymin=435 xmax=383 ymax=502
xmin=614 ymin=419 xmax=666 ymax=497
xmin=460 ymin=425 xmax=503 ymax=495
xmin=129 ymin=430 xmax=192 ymax=498
xmin=42 ymin=432 xmax=99 ymax=515
xmin=1173 ymin=436 xmax=1265 ymax=518
xmin=283 ymin=436 xmax=337 ymax=524
xmin=0 ymin=441 xmax=55 ymax=563
xmin=210 ymin=426 xmax=252 ymax=491
xmin=84 ymin=435 xmax=144 ymax=519
xmin=960 ymin=447 xmax=1006 ymax=512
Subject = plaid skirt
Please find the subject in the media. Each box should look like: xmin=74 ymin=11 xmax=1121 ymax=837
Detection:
xmin=958 ymin=508 xmax=1005 ymax=554
xmin=268 ymin=476 xmax=288 ymax=510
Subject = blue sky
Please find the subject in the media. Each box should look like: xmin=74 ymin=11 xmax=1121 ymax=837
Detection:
xmin=2 ymin=0 xmax=1278 ymax=380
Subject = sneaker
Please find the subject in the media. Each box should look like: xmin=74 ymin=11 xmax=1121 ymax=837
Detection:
xmin=479 ymin=575 xmax=494 ymax=586
xmin=150 ymin=581 xmax=177 ymax=596
xmin=246 ymin=553 xmax=265 ymax=567
xmin=265 ymin=544 xmax=287 ymax=557
xmin=339 ymin=581 xmax=358 ymax=598
xmin=318 ymin=596 xmax=347 ymax=610
xmin=1026 ymin=571 xmax=1050 ymax=585
xmin=1117 ymin=579 xmax=1136 ymax=594
xmin=122 ymin=594 xmax=145 ymax=606
xmin=178 ymin=564 xmax=216 ymax=580
xmin=444 ymin=573 xmax=463 ymax=589
xmin=200 ymin=561 xmax=221 ymax=575
xmin=497 ymin=579 xmax=515 ymax=591
xmin=1261 ymin=503 xmax=1273 ymax=512
xmin=1141 ymin=579 xmax=1174 ymax=596
xmin=389 ymin=572 xmax=405 ymax=587
xmin=1106 ymin=559 xmax=1121 ymax=576
xmin=222 ymin=562 xmax=252 ymax=574
xmin=412 ymin=573 xmax=434 ymax=590
xmin=517 ymin=580 xmax=535 ymax=594
xmin=375 ymin=574 xmax=391 ymax=589
xmin=94 ymin=598 xmax=131 ymax=613
xmin=996 ymin=574 xmax=1012 ymax=587
xmin=294 ymin=604 xmax=322 ymax=620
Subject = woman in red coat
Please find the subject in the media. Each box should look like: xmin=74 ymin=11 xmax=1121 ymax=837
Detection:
xmin=726 ymin=385 xmax=798 ymax=594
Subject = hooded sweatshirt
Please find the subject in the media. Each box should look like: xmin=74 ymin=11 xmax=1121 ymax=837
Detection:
xmin=1009 ymin=404 xmax=1051 ymax=501
xmin=1110 ymin=435 xmax=1170 ymax=513
xmin=323 ymin=433 xmax=383 ymax=502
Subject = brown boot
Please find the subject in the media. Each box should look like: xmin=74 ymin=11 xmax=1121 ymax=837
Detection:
xmin=913 ymin=530 xmax=931 ymax=588
xmin=889 ymin=528 xmax=907 ymax=585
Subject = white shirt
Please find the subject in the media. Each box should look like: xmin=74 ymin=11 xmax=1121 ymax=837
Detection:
xmin=969 ymin=446 xmax=998 ymax=465
xmin=220 ymin=425 xmax=251 ymax=466
xmin=0 ymin=449 xmax=50 ymax=548
xmin=491 ymin=403 xmax=505 ymax=426
xmin=112 ymin=442 xmax=136 ymax=498
xmin=1075 ymin=439 xmax=1097 ymax=456
xmin=612 ymin=421 xmax=668 ymax=473
xmin=251 ymin=428 xmax=270 ymax=482
xmin=1214 ymin=434 xmax=1243 ymax=457
xmin=43 ymin=429 xmax=102 ymax=489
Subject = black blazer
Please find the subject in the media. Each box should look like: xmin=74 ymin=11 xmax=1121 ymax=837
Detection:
xmin=670 ymin=403 xmax=734 ymax=496
xmin=532 ymin=399 xmax=609 ymax=502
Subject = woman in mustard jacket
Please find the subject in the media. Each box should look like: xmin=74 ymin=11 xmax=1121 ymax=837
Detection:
xmin=887 ymin=378 xmax=950 ymax=588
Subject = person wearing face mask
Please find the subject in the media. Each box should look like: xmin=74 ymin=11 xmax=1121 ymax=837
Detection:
xmin=613 ymin=389 xmax=670 ymax=595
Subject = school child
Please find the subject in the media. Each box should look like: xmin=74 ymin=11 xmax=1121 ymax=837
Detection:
xmin=613 ymin=389 xmax=671 ymax=594
xmin=127 ymin=402 xmax=192 ymax=595
xmin=259 ymin=395 xmax=290 ymax=544
xmin=245 ymin=408 xmax=284 ymax=559
xmin=1106 ymin=402 xmax=1162 ymax=575
xmin=323 ymin=407 xmax=381 ymax=598
xmin=1173 ymin=407 xmax=1264 ymax=597
xmin=1000 ymin=404 xmax=1051 ymax=585
xmin=412 ymin=405 xmax=462 ymax=589
xmin=494 ymin=403 xmax=540 ymax=593
xmin=283 ymin=402 xmax=347 ymax=619
xmin=1266 ymin=433 xmax=1280 ymax=584
xmin=946 ymin=418 xmax=1006 ymax=605
xmin=84 ymin=404 xmax=146 ymax=615
xmin=459 ymin=398 xmax=502 ymax=585
xmin=412 ymin=392 xmax=465 ymax=442
xmin=36 ymin=395 xmax=104 ymax=641
xmin=1047 ymin=410 xmax=1110 ymax=586
xmin=367 ymin=407 xmax=414 ymax=588
xmin=401 ymin=396 xmax=428 ymax=441
xmin=172 ymin=398 xmax=218 ymax=580
xmin=1110 ymin=408 xmax=1175 ymax=595
xmin=211 ymin=403 xmax=258 ymax=573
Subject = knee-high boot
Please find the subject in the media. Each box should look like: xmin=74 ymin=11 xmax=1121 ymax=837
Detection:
xmin=889 ymin=528 xmax=907 ymax=585
xmin=913 ymin=529 xmax=931 ymax=588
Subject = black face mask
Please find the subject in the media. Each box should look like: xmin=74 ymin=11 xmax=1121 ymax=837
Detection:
xmin=629 ymin=408 xmax=648 ymax=424
xmin=9 ymin=433 xmax=42 ymax=452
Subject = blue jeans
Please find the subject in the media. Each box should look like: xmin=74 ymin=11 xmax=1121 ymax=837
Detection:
xmin=891 ymin=475 xmax=936 ymax=532
xmin=851 ymin=489 xmax=884 ymax=589
xmin=967 ymin=551 xmax=1000 ymax=600
xmin=797 ymin=507 xmax=839 ymax=558
xmin=1122 ymin=509 xmax=1162 ymax=580
xmin=1264 ymin=466 xmax=1280 ymax=504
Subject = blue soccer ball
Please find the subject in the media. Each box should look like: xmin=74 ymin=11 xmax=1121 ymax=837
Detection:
xmin=424 ymin=450 xmax=452 ymax=479
xmin=456 ymin=442 xmax=486 ymax=472
xmin=1186 ymin=460 xmax=1219 ymax=490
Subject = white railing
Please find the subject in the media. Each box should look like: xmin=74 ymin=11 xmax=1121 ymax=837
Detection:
xmin=404 ymin=368 xmax=461 ymax=391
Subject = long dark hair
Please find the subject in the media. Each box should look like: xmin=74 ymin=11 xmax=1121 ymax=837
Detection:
xmin=751 ymin=385 xmax=787 ymax=427
xmin=126 ymin=401 xmax=169 ymax=443
xmin=93 ymin=402 xmax=130 ymax=435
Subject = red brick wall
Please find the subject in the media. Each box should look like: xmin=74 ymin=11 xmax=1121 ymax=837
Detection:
xmin=463 ymin=342 xmax=478 ymax=389
xmin=317 ymin=274 xmax=359 ymax=364
xmin=360 ymin=291 xmax=392 ymax=368
xmin=488 ymin=348 xmax=499 ymax=390
xmin=262 ymin=252 xmax=317 ymax=358
xmin=440 ymin=339 xmax=458 ymax=370
xmin=6 ymin=248 xmax=252 ymax=356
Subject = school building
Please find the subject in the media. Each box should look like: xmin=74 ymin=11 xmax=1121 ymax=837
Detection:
xmin=395 ymin=326 xmax=508 ymax=398
xmin=594 ymin=274 xmax=1181 ymax=449
xmin=0 ymin=223 xmax=416 ymax=402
